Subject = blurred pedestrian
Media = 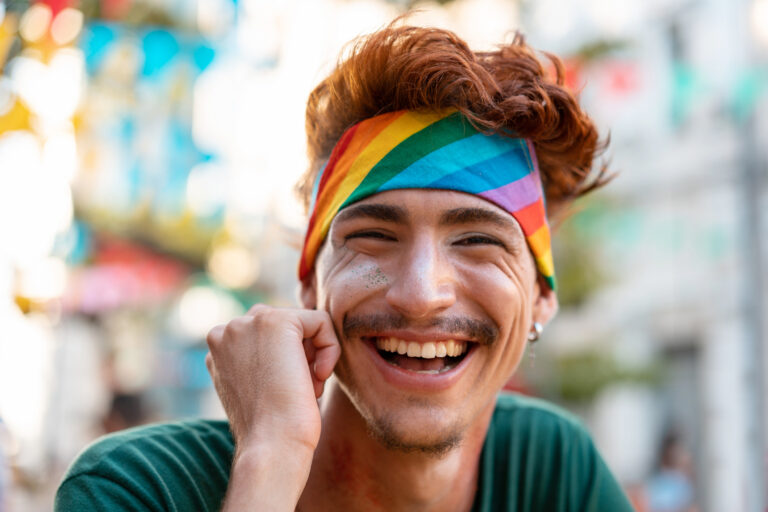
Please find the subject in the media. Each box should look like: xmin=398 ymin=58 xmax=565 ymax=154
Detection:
xmin=645 ymin=431 xmax=698 ymax=512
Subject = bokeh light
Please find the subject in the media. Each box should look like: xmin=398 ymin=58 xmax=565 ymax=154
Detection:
xmin=50 ymin=8 xmax=84 ymax=46
xmin=172 ymin=285 xmax=246 ymax=340
xmin=207 ymin=241 xmax=260 ymax=290
xmin=19 ymin=3 xmax=52 ymax=43
xmin=753 ymin=0 xmax=768 ymax=47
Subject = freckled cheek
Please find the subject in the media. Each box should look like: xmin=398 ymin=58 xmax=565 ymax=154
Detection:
xmin=320 ymin=261 xmax=390 ymax=318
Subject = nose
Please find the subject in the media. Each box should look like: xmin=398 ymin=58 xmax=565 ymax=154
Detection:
xmin=385 ymin=234 xmax=456 ymax=319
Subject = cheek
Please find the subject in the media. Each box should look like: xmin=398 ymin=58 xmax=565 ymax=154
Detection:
xmin=461 ymin=265 xmax=534 ymax=371
xmin=461 ymin=260 xmax=532 ymax=317
xmin=319 ymin=257 xmax=390 ymax=316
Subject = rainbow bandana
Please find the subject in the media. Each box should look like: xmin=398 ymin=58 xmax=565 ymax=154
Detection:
xmin=299 ymin=109 xmax=556 ymax=290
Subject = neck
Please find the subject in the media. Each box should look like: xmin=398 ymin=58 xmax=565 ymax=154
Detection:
xmin=297 ymin=380 xmax=495 ymax=512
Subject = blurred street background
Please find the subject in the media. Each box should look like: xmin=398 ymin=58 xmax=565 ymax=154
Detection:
xmin=0 ymin=0 xmax=766 ymax=510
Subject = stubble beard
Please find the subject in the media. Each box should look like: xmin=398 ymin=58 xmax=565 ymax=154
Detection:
xmin=363 ymin=406 xmax=463 ymax=457
xmin=334 ymin=358 xmax=464 ymax=458
xmin=332 ymin=311 xmax=498 ymax=457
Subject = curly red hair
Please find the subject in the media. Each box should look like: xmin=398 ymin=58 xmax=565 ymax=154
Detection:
xmin=297 ymin=23 xmax=609 ymax=216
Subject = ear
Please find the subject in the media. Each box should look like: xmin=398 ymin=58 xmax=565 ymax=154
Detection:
xmin=299 ymin=269 xmax=318 ymax=310
xmin=531 ymin=274 xmax=558 ymax=327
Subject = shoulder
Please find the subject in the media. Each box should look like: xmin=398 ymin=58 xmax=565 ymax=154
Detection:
xmin=56 ymin=419 xmax=234 ymax=512
xmin=486 ymin=392 xmax=598 ymax=475
xmin=490 ymin=392 xmax=592 ymax=444
xmin=492 ymin=392 xmax=585 ymax=422
xmin=476 ymin=393 xmax=634 ymax=512
xmin=62 ymin=419 xmax=233 ymax=476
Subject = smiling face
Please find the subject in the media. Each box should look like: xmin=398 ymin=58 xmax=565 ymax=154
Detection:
xmin=302 ymin=189 xmax=557 ymax=454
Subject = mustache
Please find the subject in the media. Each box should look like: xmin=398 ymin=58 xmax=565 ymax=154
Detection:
xmin=342 ymin=313 xmax=499 ymax=346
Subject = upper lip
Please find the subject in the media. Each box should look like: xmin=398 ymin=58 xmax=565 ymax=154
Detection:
xmin=361 ymin=330 xmax=478 ymax=344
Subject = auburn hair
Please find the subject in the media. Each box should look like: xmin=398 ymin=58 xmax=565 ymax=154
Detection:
xmin=297 ymin=23 xmax=610 ymax=216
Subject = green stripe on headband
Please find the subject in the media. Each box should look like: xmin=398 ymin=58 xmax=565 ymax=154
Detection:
xmin=300 ymin=110 xmax=556 ymax=290
xmin=341 ymin=112 xmax=475 ymax=209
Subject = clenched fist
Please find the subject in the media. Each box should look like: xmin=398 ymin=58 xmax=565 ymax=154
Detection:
xmin=205 ymin=305 xmax=341 ymax=510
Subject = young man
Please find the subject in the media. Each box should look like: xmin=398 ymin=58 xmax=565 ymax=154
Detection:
xmin=56 ymin=25 xmax=634 ymax=511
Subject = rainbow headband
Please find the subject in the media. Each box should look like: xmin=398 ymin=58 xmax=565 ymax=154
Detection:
xmin=299 ymin=109 xmax=556 ymax=290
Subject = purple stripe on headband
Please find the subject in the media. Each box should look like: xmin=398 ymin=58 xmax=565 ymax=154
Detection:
xmin=477 ymin=172 xmax=542 ymax=213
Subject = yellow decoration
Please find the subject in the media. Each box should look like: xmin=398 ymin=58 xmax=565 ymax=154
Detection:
xmin=0 ymin=99 xmax=32 ymax=133
xmin=0 ymin=14 xmax=18 ymax=72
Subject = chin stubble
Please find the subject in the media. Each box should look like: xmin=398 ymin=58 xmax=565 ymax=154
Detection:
xmin=335 ymin=370 xmax=464 ymax=458
xmin=364 ymin=412 xmax=463 ymax=457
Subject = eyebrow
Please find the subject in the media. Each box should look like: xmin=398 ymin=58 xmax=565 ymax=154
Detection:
xmin=439 ymin=207 xmax=519 ymax=231
xmin=334 ymin=203 xmax=408 ymax=224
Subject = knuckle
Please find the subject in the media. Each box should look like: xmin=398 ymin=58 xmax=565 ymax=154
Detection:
xmin=225 ymin=316 xmax=250 ymax=335
xmin=253 ymin=309 xmax=283 ymax=330
xmin=206 ymin=325 xmax=224 ymax=348
xmin=246 ymin=303 xmax=269 ymax=316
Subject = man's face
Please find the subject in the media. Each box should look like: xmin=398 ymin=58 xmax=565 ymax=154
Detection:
xmin=303 ymin=189 xmax=556 ymax=454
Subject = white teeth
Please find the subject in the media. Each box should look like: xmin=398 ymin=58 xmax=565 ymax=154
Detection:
xmin=375 ymin=338 xmax=469 ymax=358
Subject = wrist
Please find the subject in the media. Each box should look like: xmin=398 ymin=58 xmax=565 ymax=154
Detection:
xmin=237 ymin=413 xmax=321 ymax=456
xmin=223 ymin=441 xmax=315 ymax=511
xmin=234 ymin=437 xmax=316 ymax=471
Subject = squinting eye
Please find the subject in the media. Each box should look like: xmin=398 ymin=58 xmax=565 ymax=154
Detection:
xmin=456 ymin=235 xmax=506 ymax=247
xmin=345 ymin=231 xmax=395 ymax=241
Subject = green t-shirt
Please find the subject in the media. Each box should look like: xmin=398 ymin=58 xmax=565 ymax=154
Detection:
xmin=55 ymin=393 xmax=634 ymax=511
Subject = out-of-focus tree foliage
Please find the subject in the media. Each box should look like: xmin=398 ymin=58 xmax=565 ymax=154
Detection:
xmin=554 ymin=349 xmax=662 ymax=402
xmin=552 ymin=199 xmax=613 ymax=309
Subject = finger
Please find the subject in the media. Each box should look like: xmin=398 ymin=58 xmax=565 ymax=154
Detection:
xmin=295 ymin=311 xmax=341 ymax=381
xmin=295 ymin=311 xmax=338 ymax=349
xmin=313 ymin=379 xmax=325 ymax=399
xmin=303 ymin=338 xmax=321 ymax=387
xmin=313 ymin=345 xmax=341 ymax=381
xmin=295 ymin=311 xmax=340 ymax=353
xmin=303 ymin=337 xmax=317 ymax=363
xmin=206 ymin=324 xmax=226 ymax=349
xmin=205 ymin=352 xmax=220 ymax=382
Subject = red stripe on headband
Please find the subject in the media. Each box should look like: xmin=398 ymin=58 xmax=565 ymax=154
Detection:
xmin=514 ymin=199 xmax=546 ymax=236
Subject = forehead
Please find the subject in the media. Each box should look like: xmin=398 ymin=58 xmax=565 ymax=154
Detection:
xmin=332 ymin=189 xmax=524 ymax=234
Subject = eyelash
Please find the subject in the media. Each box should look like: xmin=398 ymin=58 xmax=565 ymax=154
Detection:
xmin=345 ymin=231 xmax=394 ymax=241
xmin=345 ymin=232 xmax=506 ymax=249
xmin=455 ymin=235 xmax=506 ymax=248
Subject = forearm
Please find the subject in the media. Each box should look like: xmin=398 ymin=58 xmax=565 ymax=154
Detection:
xmin=221 ymin=442 xmax=314 ymax=512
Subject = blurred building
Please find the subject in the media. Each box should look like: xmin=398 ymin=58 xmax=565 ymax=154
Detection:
xmin=522 ymin=1 xmax=768 ymax=510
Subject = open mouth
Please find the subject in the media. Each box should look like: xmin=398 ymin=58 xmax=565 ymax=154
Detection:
xmin=364 ymin=336 xmax=472 ymax=374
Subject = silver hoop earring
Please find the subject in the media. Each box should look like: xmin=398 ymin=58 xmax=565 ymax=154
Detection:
xmin=527 ymin=322 xmax=543 ymax=342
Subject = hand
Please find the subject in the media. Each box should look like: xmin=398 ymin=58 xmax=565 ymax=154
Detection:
xmin=206 ymin=304 xmax=341 ymax=454
xmin=206 ymin=305 xmax=341 ymax=510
